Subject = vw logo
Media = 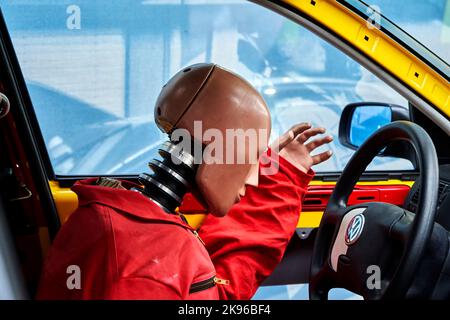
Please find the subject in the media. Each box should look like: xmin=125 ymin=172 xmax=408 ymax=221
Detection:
xmin=345 ymin=214 xmax=365 ymax=245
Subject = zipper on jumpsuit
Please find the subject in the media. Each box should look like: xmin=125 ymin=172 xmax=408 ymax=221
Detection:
xmin=189 ymin=276 xmax=230 ymax=294
xmin=178 ymin=213 xmax=230 ymax=294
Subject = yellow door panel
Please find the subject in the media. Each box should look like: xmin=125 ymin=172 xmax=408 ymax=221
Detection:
xmin=48 ymin=181 xmax=78 ymax=225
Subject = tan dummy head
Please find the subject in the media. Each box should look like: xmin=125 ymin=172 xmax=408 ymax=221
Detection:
xmin=154 ymin=63 xmax=271 ymax=216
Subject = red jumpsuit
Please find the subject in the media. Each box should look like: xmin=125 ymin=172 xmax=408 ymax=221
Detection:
xmin=37 ymin=151 xmax=314 ymax=299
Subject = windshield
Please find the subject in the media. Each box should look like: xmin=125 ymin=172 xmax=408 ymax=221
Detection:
xmin=0 ymin=0 xmax=413 ymax=175
xmin=341 ymin=0 xmax=450 ymax=80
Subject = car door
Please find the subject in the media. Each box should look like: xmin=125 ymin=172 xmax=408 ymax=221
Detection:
xmin=3 ymin=0 xmax=446 ymax=300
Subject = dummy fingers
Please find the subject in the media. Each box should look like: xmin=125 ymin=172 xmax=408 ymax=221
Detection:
xmin=305 ymin=135 xmax=333 ymax=152
xmin=289 ymin=122 xmax=312 ymax=137
xmin=271 ymin=123 xmax=311 ymax=151
xmin=297 ymin=127 xmax=326 ymax=144
xmin=311 ymin=150 xmax=333 ymax=165
xmin=270 ymin=130 xmax=294 ymax=152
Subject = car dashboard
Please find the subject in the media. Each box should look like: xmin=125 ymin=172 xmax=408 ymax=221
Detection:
xmin=404 ymin=164 xmax=450 ymax=231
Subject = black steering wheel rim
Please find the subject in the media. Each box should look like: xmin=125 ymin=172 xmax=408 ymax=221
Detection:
xmin=309 ymin=121 xmax=439 ymax=300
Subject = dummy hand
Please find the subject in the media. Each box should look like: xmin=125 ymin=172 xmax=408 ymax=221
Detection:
xmin=271 ymin=123 xmax=333 ymax=173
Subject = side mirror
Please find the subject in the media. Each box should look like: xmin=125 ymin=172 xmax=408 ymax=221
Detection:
xmin=339 ymin=102 xmax=410 ymax=150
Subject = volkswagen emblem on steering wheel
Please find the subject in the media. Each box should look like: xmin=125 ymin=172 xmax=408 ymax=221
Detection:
xmin=345 ymin=214 xmax=365 ymax=245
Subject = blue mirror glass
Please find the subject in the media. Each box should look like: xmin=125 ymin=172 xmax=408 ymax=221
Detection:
xmin=350 ymin=106 xmax=391 ymax=147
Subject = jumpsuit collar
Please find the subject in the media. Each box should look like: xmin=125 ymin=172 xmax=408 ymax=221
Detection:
xmin=71 ymin=178 xmax=195 ymax=231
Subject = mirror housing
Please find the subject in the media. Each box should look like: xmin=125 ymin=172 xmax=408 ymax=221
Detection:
xmin=339 ymin=102 xmax=414 ymax=160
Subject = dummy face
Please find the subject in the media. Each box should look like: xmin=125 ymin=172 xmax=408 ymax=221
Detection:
xmin=194 ymin=133 xmax=268 ymax=217
xmin=190 ymin=121 xmax=270 ymax=217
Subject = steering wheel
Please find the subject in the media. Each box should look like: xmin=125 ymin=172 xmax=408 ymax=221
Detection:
xmin=309 ymin=121 xmax=439 ymax=300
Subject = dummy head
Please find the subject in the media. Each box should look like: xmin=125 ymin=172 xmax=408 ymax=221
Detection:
xmin=154 ymin=63 xmax=271 ymax=216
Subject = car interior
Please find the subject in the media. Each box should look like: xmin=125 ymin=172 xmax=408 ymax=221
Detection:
xmin=0 ymin=0 xmax=449 ymax=300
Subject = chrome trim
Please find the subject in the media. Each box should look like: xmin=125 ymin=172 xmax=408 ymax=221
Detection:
xmin=149 ymin=159 xmax=190 ymax=188
xmin=159 ymin=141 xmax=196 ymax=169
xmin=138 ymin=173 xmax=182 ymax=203
xmin=148 ymin=198 xmax=172 ymax=213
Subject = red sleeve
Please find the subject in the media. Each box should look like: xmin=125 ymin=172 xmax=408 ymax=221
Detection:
xmin=198 ymin=149 xmax=314 ymax=300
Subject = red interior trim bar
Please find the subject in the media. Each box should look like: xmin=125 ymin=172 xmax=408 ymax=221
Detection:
xmin=178 ymin=185 xmax=411 ymax=214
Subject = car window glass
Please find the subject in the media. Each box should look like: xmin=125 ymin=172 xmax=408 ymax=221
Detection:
xmin=1 ymin=0 xmax=412 ymax=175
xmin=343 ymin=0 xmax=450 ymax=79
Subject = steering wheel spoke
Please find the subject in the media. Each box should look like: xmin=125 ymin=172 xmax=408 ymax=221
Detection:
xmin=389 ymin=210 xmax=415 ymax=246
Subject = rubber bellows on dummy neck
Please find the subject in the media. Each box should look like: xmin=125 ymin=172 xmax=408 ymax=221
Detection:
xmin=135 ymin=140 xmax=197 ymax=213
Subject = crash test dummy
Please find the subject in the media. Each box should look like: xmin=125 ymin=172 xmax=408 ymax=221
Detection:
xmin=37 ymin=63 xmax=333 ymax=299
